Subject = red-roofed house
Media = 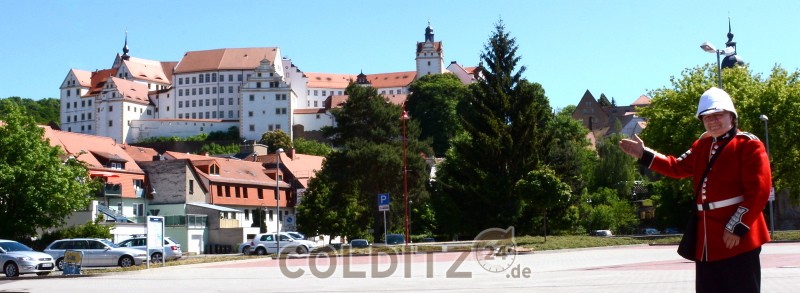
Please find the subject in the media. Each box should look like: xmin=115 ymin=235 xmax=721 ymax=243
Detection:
xmin=572 ymin=90 xmax=650 ymax=147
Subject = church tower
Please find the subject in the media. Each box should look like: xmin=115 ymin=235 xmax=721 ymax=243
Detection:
xmin=415 ymin=22 xmax=444 ymax=79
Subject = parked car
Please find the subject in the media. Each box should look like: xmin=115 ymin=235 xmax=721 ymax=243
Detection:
xmin=44 ymin=238 xmax=147 ymax=270
xmin=285 ymin=232 xmax=306 ymax=240
xmin=385 ymin=234 xmax=405 ymax=245
xmin=116 ymin=236 xmax=183 ymax=262
xmin=644 ymin=228 xmax=661 ymax=235
xmin=249 ymin=232 xmax=317 ymax=255
xmin=664 ymin=228 xmax=680 ymax=234
xmin=349 ymin=239 xmax=370 ymax=248
xmin=0 ymin=239 xmax=55 ymax=277
xmin=239 ymin=241 xmax=252 ymax=255
xmin=592 ymin=230 xmax=613 ymax=237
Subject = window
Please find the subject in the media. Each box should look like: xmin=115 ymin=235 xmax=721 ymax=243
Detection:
xmin=212 ymin=73 xmax=217 ymax=82
xmin=248 ymin=111 xmax=253 ymax=117
xmin=109 ymin=106 xmax=113 ymax=112
xmin=189 ymin=180 xmax=194 ymax=194
xmin=249 ymin=95 xmax=255 ymax=101
xmin=192 ymin=88 xmax=197 ymax=95
xmin=88 ymin=113 xmax=92 ymax=120
xmin=192 ymin=77 xmax=197 ymax=84
xmin=322 ymin=90 xmax=327 ymax=96
xmin=249 ymin=124 xmax=255 ymax=131
xmin=192 ymin=100 xmax=197 ymax=107
xmin=179 ymin=77 xmax=183 ymax=85
xmin=133 ymin=203 xmax=144 ymax=216
xmin=212 ymin=87 xmax=217 ymax=94
xmin=210 ymin=164 xmax=219 ymax=175
xmin=205 ymin=112 xmax=210 ymax=119
xmin=108 ymin=120 xmax=113 ymax=127
xmin=179 ymin=101 xmax=183 ymax=108
xmin=205 ymin=73 xmax=210 ymax=83
xmin=67 ymin=116 xmax=71 ymax=122
xmin=245 ymin=209 xmax=250 ymax=220
xmin=205 ymin=99 xmax=210 ymax=106
xmin=179 ymin=89 xmax=183 ymax=96
xmin=88 ymin=99 xmax=92 ymax=106
xmin=268 ymin=124 xmax=273 ymax=131
xmin=219 ymin=98 xmax=224 ymax=105
xmin=212 ymin=111 xmax=217 ymax=118
xmin=110 ymin=162 xmax=122 ymax=169
xmin=256 ymin=82 xmax=261 ymax=88
xmin=179 ymin=114 xmax=183 ymax=119
xmin=314 ymin=90 xmax=318 ymax=96
xmin=228 ymin=86 xmax=233 ymax=93
xmin=220 ymin=74 xmax=224 ymax=82
xmin=219 ymin=86 xmax=224 ymax=94
xmin=229 ymin=110 xmax=234 ymax=118
xmin=81 ymin=100 xmax=85 ymax=107
xmin=205 ymin=87 xmax=209 ymax=95
xmin=228 ymin=98 xmax=233 ymax=105
xmin=81 ymin=113 xmax=85 ymax=120
xmin=314 ymin=101 xmax=318 ymax=107
xmin=276 ymin=124 xmax=281 ymax=130
xmin=237 ymin=74 xmax=243 ymax=81
xmin=219 ymin=111 xmax=224 ymax=118
xmin=269 ymin=210 xmax=273 ymax=221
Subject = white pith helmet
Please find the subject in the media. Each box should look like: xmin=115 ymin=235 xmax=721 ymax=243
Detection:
xmin=695 ymin=87 xmax=738 ymax=120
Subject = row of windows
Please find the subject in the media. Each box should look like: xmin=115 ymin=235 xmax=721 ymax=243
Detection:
xmin=246 ymin=108 xmax=287 ymax=117
xmin=178 ymin=110 xmax=237 ymax=119
xmin=380 ymin=89 xmax=403 ymax=95
xmin=242 ymin=209 xmax=288 ymax=221
xmin=177 ymin=73 xmax=246 ymax=85
xmin=248 ymin=94 xmax=288 ymax=101
xmin=66 ymin=125 xmax=92 ymax=132
xmin=66 ymin=113 xmax=92 ymax=122
xmin=308 ymin=90 xmax=345 ymax=96
xmin=178 ymin=98 xmax=240 ymax=108
xmin=215 ymin=184 xmax=264 ymax=199
xmin=248 ymin=124 xmax=281 ymax=132
xmin=65 ymin=99 xmax=93 ymax=109
xmin=65 ymin=89 xmax=82 ymax=97
xmin=178 ymin=86 xmax=240 ymax=96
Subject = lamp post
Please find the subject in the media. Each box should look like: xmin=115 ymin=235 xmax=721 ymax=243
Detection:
xmin=401 ymin=103 xmax=410 ymax=246
xmin=700 ymin=42 xmax=725 ymax=88
xmin=759 ymin=115 xmax=775 ymax=238
xmin=275 ymin=148 xmax=284 ymax=253
xmin=700 ymin=18 xmax=744 ymax=89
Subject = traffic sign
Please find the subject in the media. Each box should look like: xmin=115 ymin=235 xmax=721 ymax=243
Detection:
xmin=378 ymin=193 xmax=390 ymax=211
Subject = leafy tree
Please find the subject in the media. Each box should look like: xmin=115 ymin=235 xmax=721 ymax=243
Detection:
xmin=0 ymin=105 xmax=98 ymax=240
xmin=580 ymin=187 xmax=639 ymax=234
xmin=293 ymin=138 xmax=333 ymax=156
xmin=259 ymin=130 xmax=293 ymax=153
xmin=591 ymin=133 xmax=637 ymax=196
xmin=298 ymin=83 xmax=431 ymax=241
xmin=514 ymin=166 xmax=572 ymax=236
xmin=0 ymin=97 xmax=60 ymax=125
xmin=638 ymin=64 xmax=800 ymax=227
xmin=406 ymin=73 xmax=468 ymax=157
xmin=433 ymin=20 xmax=553 ymax=236
xmin=199 ymin=142 xmax=240 ymax=155
xmin=206 ymin=126 xmax=240 ymax=141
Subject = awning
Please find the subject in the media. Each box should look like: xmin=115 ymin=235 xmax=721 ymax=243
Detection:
xmin=89 ymin=171 xmax=120 ymax=178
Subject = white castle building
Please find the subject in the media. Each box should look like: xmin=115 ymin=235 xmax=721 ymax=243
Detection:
xmin=58 ymin=24 xmax=477 ymax=144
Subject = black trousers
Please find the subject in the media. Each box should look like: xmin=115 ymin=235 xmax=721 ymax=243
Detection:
xmin=696 ymin=247 xmax=762 ymax=293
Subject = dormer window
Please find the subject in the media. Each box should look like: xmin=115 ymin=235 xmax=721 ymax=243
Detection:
xmin=110 ymin=162 xmax=123 ymax=169
xmin=210 ymin=164 xmax=219 ymax=175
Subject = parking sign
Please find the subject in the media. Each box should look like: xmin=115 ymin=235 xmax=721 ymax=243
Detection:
xmin=378 ymin=193 xmax=390 ymax=211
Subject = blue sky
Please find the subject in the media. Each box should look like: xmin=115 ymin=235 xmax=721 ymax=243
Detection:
xmin=1 ymin=0 xmax=798 ymax=110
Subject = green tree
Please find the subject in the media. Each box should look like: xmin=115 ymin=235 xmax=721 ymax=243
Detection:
xmin=0 ymin=97 xmax=60 ymax=125
xmin=293 ymin=138 xmax=333 ymax=157
xmin=0 ymin=105 xmax=97 ymax=240
xmin=580 ymin=187 xmax=639 ymax=234
xmin=514 ymin=166 xmax=572 ymax=236
xmin=199 ymin=142 xmax=240 ymax=155
xmin=591 ymin=133 xmax=637 ymax=196
xmin=298 ymin=83 xmax=431 ymax=241
xmin=638 ymin=64 xmax=800 ymax=226
xmin=259 ymin=130 xmax=293 ymax=153
xmin=433 ymin=20 xmax=553 ymax=236
xmin=406 ymin=73 xmax=468 ymax=157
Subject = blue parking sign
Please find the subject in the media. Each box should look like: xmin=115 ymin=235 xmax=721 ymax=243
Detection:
xmin=378 ymin=193 xmax=390 ymax=211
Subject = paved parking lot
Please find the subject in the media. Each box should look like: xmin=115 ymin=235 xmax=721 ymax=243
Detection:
xmin=1 ymin=242 xmax=798 ymax=292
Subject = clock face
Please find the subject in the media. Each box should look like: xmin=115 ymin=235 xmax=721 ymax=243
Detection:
xmin=472 ymin=227 xmax=518 ymax=273
xmin=474 ymin=242 xmax=517 ymax=273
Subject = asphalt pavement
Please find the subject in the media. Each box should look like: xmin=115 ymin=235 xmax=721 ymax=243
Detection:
xmin=1 ymin=242 xmax=798 ymax=292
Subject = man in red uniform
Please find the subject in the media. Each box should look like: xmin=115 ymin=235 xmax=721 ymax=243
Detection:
xmin=619 ymin=87 xmax=771 ymax=292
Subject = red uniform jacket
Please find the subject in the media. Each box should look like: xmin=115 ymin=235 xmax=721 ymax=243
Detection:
xmin=640 ymin=128 xmax=771 ymax=262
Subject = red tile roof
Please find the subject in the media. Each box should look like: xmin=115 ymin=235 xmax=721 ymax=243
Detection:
xmin=305 ymin=72 xmax=356 ymax=88
xmin=71 ymin=69 xmax=92 ymax=87
xmin=85 ymin=69 xmax=117 ymax=97
xmin=294 ymin=108 xmax=326 ymax=114
xmin=366 ymin=71 xmax=415 ymax=88
xmin=174 ymin=48 xmax=279 ymax=74
xmin=120 ymin=144 xmax=159 ymax=162
xmin=279 ymin=152 xmax=324 ymax=189
xmin=122 ymin=58 xmax=173 ymax=84
xmin=631 ymin=95 xmax=651 ymax=106
xmin=164 ymin=151 xmax=287 ymax=188
xmin=110 ymin=77 xmax=152 ymax=105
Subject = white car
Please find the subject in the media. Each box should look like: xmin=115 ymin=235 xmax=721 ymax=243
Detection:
xmin=249 ymin=232 xmax=317 ymax=255
xmin=117 ymin=236 xmax=183 ymax=262
xmin=0 ymin=239 xmax=55 ymax=277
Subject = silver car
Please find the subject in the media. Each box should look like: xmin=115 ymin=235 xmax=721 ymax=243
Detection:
xmin=44 ymin=238 xmax=147 ymax=270
xmin=117 ymin=236 xmax=183 ymax=262
xmin=0 ymin=239 xmax=55 ymax=277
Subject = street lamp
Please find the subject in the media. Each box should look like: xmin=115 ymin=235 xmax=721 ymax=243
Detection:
xmin=275 ymin=148 xmax=284 ymax=253
xmin=759 ymin=114 xmax=775 ymax=238
xmin=401 ymin=103 xmax=410 ymax=246
xmin=699 ymin=18 xmax=744 ymax=89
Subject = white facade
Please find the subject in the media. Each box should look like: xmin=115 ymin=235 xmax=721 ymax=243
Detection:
xmin=239 ymin=57 xmax=295 ymax=141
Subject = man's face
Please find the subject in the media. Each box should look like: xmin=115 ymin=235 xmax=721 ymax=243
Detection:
xmin=701 ymin=111 xmax=734 ymax=137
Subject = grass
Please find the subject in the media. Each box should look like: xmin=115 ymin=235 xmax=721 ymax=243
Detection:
xmin=81 ymin=230 xmax=800 ymax=275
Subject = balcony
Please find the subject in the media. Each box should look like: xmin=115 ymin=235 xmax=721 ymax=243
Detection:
xmin=103 ymin=184 xmax=122 ymax=197
xmin=165 ymin=214 xmax=208 ymax=228
xmin=219 ymin=218 xmax=240 ymax=228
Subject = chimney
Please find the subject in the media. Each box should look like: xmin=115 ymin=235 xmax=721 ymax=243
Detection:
xmin=289 ymin=148 xmax=296 ymax=160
